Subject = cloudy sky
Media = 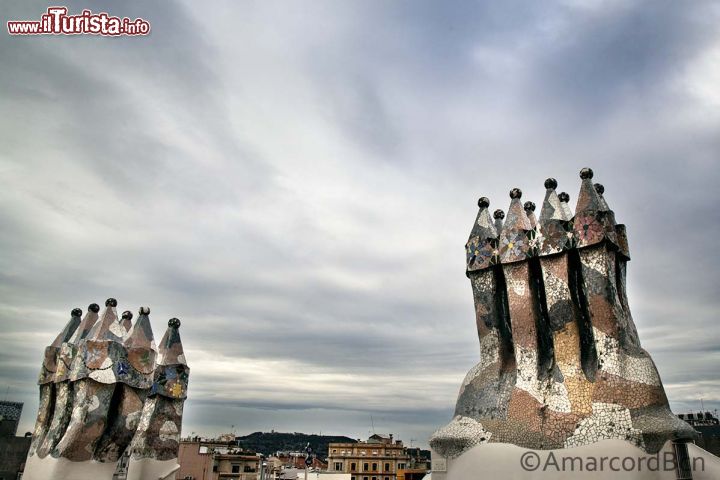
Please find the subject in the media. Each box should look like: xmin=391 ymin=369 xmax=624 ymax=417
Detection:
xmin=1 ymin=0 xmax=719 ymax=448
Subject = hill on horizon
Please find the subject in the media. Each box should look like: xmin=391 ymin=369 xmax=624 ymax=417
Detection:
xmin=234 ymin=431 xmax=357 ymax=458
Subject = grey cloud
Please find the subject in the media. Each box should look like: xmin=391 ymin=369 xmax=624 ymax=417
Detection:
xmin=530 ymin=0 xmax=720 ymax=115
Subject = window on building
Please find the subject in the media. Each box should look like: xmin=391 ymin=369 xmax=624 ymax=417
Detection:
xmin=364 ymin=463 xmax=369 ymax=471
xmin=231 ymin=465 xmax=240 ymax=473
xmin=384 ymin=463 xmax=390 ymax=471
xmin=385 ymin=477 xmax=389 ymax=480
xmin=363 ymin=477 xmax=369 ymax=480
xmin=372 ymin=463 xmax=378 ymax=471
xmin=244 ymin=465 xmax=254 ymax=472
xmin=351 ymin=462 xmax=357 ymax=471
xmin=334 ymin=462 xmax=343 ymax=471
xmin=398 ymin=463 xmax=406 ymax=470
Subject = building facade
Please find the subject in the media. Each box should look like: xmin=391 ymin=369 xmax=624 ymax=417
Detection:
xmin=176 ymin=439 xmax=264 ymax=480
xmin=326 ymin=435 xmax=410 ymax=480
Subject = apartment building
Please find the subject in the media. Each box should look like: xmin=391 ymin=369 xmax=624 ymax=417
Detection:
xmin=326 ymin=435 xmax=410 ymax=480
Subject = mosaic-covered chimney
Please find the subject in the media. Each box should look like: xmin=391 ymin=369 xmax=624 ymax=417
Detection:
xmin=430 ymin=168 xmax=696 ymax=458
xmin=24 ymin=300 xmax=189 ymax=480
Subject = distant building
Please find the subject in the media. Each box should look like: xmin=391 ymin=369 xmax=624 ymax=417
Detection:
xmin=176 ymin=437 xmax=267 ymax=480
xmin=309 ymin=475 xmax=351 ymax=480
xmin=0 ymin=401 xmax=31 ymax=480
xmin=0 ymin=401 xmax=23 ymax=437
xmin=267 ymin=452 xmax=326 ymax=471
xmin=278 ymin=470 xmax=350 ymax=480
xmin=396 ymin=469 xmax=427 ymax=480
xmin=214 ymin=452 xmax=263 ymax=479
xmin=403 ymin=448 xmax=430 ymax=471
xmin=326 ymin=435 xmax=411 ymax=480
xmin=678 ymin=412 xmax=720 ymax=456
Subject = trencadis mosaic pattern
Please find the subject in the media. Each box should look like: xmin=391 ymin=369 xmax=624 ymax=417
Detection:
xmin=27 ymin=300 xmax=189 ymax=467
xmin=430 ymin=168 xmax=696 ymax=458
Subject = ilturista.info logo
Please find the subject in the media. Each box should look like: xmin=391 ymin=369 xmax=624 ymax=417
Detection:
xmin=7 ymin=7 xmax=150 ymax=36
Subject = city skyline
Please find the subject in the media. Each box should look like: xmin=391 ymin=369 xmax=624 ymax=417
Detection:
xmin=1 ymin=0 xmax=719 ymax=449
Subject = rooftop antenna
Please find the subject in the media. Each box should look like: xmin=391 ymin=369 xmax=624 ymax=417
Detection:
xmin=370 ymin=416 xmax=375 ymax=435
xmin=410 ymin=438 xmax=416 ymax=448
xmin=701 ymin=397 xmax=705 ymax=411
